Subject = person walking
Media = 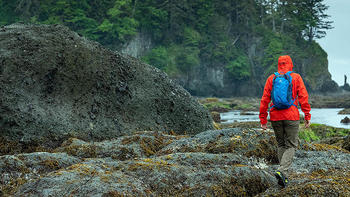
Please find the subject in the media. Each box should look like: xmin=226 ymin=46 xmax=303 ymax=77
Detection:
xmin=259 ymin=55 xmax=311 ymax=187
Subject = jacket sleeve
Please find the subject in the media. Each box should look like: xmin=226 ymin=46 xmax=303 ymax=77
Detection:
xmin=297 ymin=75 xmax=311 ymax=120
xmin=259 ymin=76 xmax=273 ymax=125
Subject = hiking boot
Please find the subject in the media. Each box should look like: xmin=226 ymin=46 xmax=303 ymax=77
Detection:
xmin=274 ymin=170 xmax=289 ymax=187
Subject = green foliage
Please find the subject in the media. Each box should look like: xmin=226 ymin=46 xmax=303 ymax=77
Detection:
xmin=299 ymin=129 xmax=320 ymax=142
xmin=193 ymin=0 xmax=214 ymax=32
xmin=95 ymin=0 xmax=138 ymax=43
xmin=136 ymin=4 xmax=168 ymax=41
xmin=0 ymin=0 xmax=19 ymax=25
xmin=309 ymin=123 xmax=349 ymax=138
xmin=226 ymin=55 xmax=250 ymax=80
xmin=142 ymin=46 xmax=178 ymax=76
xmin=262 ymin=36 xmax=283 ymax=75
xmin=183 ymin=27 xmax=201 ymax=47
xmin=0 ymin=0 xmax=332 ymax=83
xmin=40 ymin=0 xmax=100 ymax=40
xmin=175 ymin=46 xmax=200 ymax=73
xmin=142 ymin=47 xmax=170 ymax=70
xmin=304 ymin=41 xmax=328 ymax=77
xmin=299 ymin=123 xmax=349 ymax=142
xmin=142 ymin=43 xmax=200 ymax=76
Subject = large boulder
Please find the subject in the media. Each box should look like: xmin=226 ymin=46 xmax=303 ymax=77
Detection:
xmin=0 ymin=23 xmax=213 ymax=151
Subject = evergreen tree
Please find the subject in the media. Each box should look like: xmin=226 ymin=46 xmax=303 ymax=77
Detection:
xmin=0 ymin=0 xmax=333 ymax=82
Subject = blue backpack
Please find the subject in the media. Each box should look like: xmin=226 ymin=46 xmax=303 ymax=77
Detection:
xmin=270 ymin=71 xmax=297 ymax=110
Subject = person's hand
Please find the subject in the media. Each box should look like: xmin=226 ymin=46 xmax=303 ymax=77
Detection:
xmin=261 ymin=124 xmax=267 ymax=130
xmin=304 ymin=119 xmax=310 ymax=128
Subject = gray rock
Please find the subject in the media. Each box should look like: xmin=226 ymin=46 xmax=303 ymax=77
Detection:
xmin=0 ymin=152 xmax=81 ymax=194
xmin=54 ymin=130 xmax=179 ymax=159
xmin=16 ymin=152 xmax=277 ymax=197
xmin=343 ymin=135 xmax=350 ymax=151
xmin=2 ymin=127 xmax=349 ymax=196
xmin=341 ymin=116 xmax=350 ymax=124
xmin=0 ymin=152 xmax=81 ymax=174
xmin=291 ymin=150 xmax=350 ymax=174
xmin=258 ymin=149 xmax=350 ymax=197
xmin=159 ymin=128 xmax=279 ymax=163
xmin=0 ymin=23 xmax=213 ymax=151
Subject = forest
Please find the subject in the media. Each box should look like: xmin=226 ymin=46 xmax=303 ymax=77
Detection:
xmin=0 ymin=0 xmax=334 ymax=96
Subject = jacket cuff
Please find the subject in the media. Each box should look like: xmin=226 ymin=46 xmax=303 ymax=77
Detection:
xmin=304 ymin=114 xmax=311 ymax=120
xmin=260 ymin=119 xmax=268 ymax=125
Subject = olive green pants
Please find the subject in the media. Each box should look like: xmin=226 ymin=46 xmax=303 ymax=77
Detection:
xmin=271 ymin=120 xmax=300 ymax=175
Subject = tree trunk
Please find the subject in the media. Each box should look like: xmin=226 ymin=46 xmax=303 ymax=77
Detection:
xmin=308 ymin=27 xmax=313 ymax=42
xmin=132 ymin=0 xmax=138 ymax=18
xmin=280 ymin=19 xmax=284 ymax=33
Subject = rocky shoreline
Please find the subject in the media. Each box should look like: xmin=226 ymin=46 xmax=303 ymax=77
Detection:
xmin=1 ymin=126 xmax=349 ymax=196
xmin=199 ymin=94 xmax=350 ymax=114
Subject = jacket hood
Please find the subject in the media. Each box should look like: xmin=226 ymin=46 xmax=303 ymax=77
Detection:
xmin=278 ymin=55 xmax=293 ymax=73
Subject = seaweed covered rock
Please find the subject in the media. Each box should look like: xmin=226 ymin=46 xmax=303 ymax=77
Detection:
xmin=1 ymin=127 xmax=350 ymax=196
xmin=1 ymin=128 xmax=280 ymax=196
xmin=0 ymin=23 xmax=213 ymax=150
xmin=0 ymin=152 xmax=81 ymax=194
xmin=53 ymin=131 xmax=182 ymax=159
xmin=343 ymin=136 xmax=350 ymax=151
xmin=15 ymin=153 xmax=277 ymax=196
xmin=159 ymin=128 xmax=279 ymax=163
xmin=258 ymin=140 xmax=350 ymax=196
xmin=259 ymin=150 xmax=350 ymax=196
xmin=313 ymin=135 xmax=350 ymax=152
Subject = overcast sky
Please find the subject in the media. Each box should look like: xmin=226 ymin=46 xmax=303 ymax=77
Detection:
xmin=318 ymin=0 xmax=350 ymax=86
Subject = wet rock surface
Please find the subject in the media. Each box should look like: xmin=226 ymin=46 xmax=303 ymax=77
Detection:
xmin=318 ymin=135 xmax=350 ymax=152
xmin=259 ymin=150 xmax=350 ymax=196
xmin=341 ymin=116 xmax=350 ymax=124
xmin=0 ymin=23 xmax=213 ymax=151
xmin=0 ymin=152 xmax=81 ymax=194
xmin=210 ymin=111 xmax=221 ymax=123
xmin=0 ymin=128 xmax=277 ymax=196
xmin=338 ymin=108 xmax=350 ymax=115
xmin=158 ymin=128 xmax=279 ymax=164
xmin=0 ymin=128 xmax=348 ymax=196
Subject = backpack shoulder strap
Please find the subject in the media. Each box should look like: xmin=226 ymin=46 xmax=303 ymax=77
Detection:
xmin=286 ymin=71 xmax=297 ymax=107
xmin=285 ymin=71 xmax=294 ymax=83
xmin=286 ymin=71 xmax=294 ymax=76
xmin=273 ymin=72 xmax=280 ymax=81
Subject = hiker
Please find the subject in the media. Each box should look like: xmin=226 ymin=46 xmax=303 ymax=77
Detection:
xmin=259 ymin=55 xmax=311 ymax=187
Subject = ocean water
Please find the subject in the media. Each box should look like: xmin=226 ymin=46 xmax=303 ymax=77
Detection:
xmin=220 ymin=108 xmax=350 ymax=129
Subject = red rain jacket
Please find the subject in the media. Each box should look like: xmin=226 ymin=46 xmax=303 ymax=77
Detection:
xmin=259 ymin=55 xmax=311 ymax=125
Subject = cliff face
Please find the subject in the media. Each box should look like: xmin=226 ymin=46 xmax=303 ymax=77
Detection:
xmin=120 ymin=32 xmax=153 ymax=58
xmin=123 ymin=35 xmax=338 ymax=97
